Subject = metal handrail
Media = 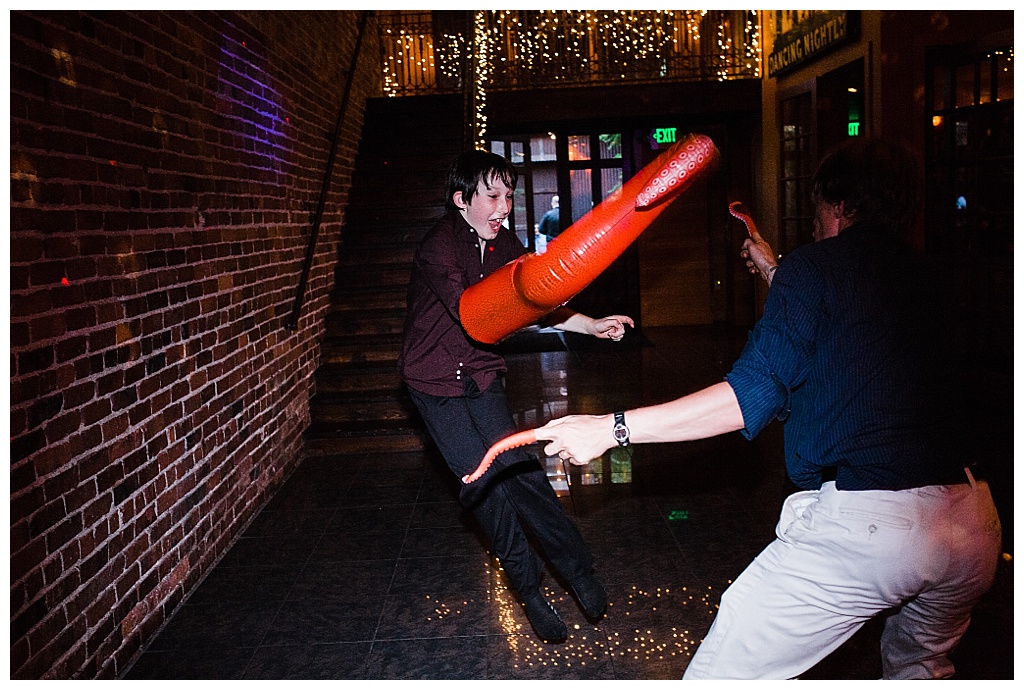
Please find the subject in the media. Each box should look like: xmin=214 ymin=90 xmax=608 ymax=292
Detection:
xmin=287 ymin=10 xmax=370 ymax=331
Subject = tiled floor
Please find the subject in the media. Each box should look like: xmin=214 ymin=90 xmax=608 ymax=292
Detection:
xmin=125 ymin=326 xmax=1013 ymax=680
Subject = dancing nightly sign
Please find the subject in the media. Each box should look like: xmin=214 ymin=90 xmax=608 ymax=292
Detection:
xmin=767 ymin=10 xmax=858 ymax=78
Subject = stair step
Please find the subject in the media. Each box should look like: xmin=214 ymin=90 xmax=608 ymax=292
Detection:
xmin=304 ymin=421 xmax=429 ymax=455
xmin=344 ymin=181 xmax=444 ymax=205
xmin=346 ymin=203 xmax=445 ymax=227
xmin=329 ymin=289 xmax=407 ymax=312
xmin=350 ymin=153 xmax=456 ymax=178
xmin=325 ymin=309 xmax=405 ymax=338
xmin=305 ymin=95 xmax=464 ymax=460
xmin=337 ymin=243 xmax=416 ymax=267
xmin=310 ymin=397 xmax=413 ymax=424
xmin=341 ymin=222 xmax=434 ymax=247
xmin=314 ymin=362 xmax=402 ymax=393
xmin=359 ymin=110 xmax=462 ymax=139
xmin=320 ymin=334 xmax=404 ymax=364
xmin=354 ymin=135 xmax=463 ymax=159
xmin=333 ymin=264 xmax=412 ymax=290
xmin=361 ymin=96 xmax=463 ymax=138
xmin=349 ymin=163 xmax=449 ymax=187
xmin=305 ymin=434 xmax=428 ymax=456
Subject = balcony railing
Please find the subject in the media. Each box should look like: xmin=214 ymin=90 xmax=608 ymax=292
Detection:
xmin=377 ymin=10 xmax=762 ymax=97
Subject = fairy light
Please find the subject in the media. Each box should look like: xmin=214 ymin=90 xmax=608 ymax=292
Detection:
xmin=381 ymin=10 xmax=759 ymax=88
xmin=379 ymin=11 xmax=763 ymax=137
xmin=716 ymin=18 xmax=733 ymax=81
xmin=473 ymin=10 xmax=489 ymax=149
xmin=745 ymin=10 xmax=762 ymax=77
xmin=437 ymin=32 xmax=465 ymax=81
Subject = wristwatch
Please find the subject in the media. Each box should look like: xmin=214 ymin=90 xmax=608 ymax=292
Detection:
xmin=612 ymin=411 xmax=630 ymax=447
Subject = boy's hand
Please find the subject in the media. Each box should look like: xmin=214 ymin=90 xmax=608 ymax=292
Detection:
xmin=592 ymin=315 xmax=635 ymax=341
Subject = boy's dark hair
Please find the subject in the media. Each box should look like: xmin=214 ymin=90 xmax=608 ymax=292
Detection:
xmin=811 ymin=138 xmax=921 ymax=234
xmin=445 ymin=150 xmax=518 ymax=211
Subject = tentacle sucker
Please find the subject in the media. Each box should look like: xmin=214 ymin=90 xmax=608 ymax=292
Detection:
xmin=462 ymin=429 xmax=538 ymax=484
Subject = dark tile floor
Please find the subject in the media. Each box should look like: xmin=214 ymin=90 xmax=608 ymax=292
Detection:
xmin=124 ymin=326 xmax=1013 ymax=680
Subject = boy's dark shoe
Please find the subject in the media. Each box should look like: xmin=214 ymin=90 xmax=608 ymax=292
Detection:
xmin=522 ymin=592 xmax=568 ymax=643
xmin=571 ymin=571 xmax=608 ymax=620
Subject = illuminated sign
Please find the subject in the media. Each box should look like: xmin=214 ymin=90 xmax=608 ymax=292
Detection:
xmin=768 ymin=10 xmax=859 ymax=78
xmin=848 ymin=122 xmax=860 ymax=136
xmin=653 ymin=127 xmax=677 ymax=144
xmin=649 ymin=127 xmax=678 ymax=150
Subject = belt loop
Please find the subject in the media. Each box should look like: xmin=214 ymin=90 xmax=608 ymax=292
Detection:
xmin=964 ymin=466 xmax=977 ymax=489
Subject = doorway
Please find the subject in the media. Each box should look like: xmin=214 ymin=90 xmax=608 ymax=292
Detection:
xmin=490 ymin=130 xmax=635 ymax=324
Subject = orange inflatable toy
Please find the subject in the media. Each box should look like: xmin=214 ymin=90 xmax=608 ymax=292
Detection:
xmin=459 ymin=133 xmax=720 ymax=344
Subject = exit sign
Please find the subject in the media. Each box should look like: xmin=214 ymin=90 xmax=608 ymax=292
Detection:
xmin=650 ymin=127 xmax=678 ymax=149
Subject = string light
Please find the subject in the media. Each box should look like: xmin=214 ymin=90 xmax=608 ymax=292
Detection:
xmin=473 ymin=10 xmax=489 ymax=150
xmin=379 ymin=10 xmax=763 ymax=141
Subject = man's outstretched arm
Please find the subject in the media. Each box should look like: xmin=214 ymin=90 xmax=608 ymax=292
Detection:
xmin=535 ymin=381 xmax=745 ymax=465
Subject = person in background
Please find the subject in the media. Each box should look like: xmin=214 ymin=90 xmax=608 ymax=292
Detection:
xmin=398 ymin=150 xmax=634 ymax=643
xmin=533 ymin=222 xmax=547 ymax=254
xmin=538 ymin=194 xmax=561 ymax=241
xmin=533 ymin=138 xmax=1002 ymax=678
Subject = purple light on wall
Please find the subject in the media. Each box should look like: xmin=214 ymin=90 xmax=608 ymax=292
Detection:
xmin=217 ymin=34 xmax=290 ymax=171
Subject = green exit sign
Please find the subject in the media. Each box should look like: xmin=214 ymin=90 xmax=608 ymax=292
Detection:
xmin=848 ymin=121 xmax=860 ymax=136
xmin=653 ymin=127 xmax=677 ymax=145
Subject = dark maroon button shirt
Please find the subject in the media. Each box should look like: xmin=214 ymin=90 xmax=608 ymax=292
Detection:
xmin=398 ymin=210 xmax=528 ymax=397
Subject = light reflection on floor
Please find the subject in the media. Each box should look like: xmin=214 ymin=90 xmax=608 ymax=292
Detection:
xmin=416 ymin=554 xmax=722 ymax=674
xmin=441 ymin=555 xmax=723 ymax=672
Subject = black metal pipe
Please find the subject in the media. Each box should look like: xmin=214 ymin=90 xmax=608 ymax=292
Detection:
xmin=287 ymin=10 xmax=369 ymax=331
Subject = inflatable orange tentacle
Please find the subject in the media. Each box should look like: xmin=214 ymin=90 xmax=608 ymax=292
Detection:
xmin=728 ymin=200 xmax=764 ymax=243
xmin=460 ymin=134 xmax=720 ymax=344
xmin=461 ymin=429 xmax=538 ymax=484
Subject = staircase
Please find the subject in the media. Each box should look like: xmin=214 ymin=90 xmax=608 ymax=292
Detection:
xmin=304 ymin=94 xmax=464 ymax=456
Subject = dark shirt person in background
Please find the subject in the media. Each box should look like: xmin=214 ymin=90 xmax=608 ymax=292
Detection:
xmin=538 ymin=194 xmax=561 ymax=240
xmin=398 ymin=151 xmax=633 ymax=643
xmin=534 ymin=138 xmax=1002 ymax=678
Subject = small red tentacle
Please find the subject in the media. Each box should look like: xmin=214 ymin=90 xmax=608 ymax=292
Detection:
xmin=462 ymin=429 xmax=538 ymax=484
xmin=729 ymin=200 xmax=764 ymax=243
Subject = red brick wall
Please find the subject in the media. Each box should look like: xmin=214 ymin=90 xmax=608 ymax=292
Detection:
xmin=9 ymin=10 xmax=380 ymax=678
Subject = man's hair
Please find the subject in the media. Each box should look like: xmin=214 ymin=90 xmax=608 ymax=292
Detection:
xmin=811 ymin=138 xmax=921 ymax=233
xmin=445 ymin=150 xmax=518 ymax=211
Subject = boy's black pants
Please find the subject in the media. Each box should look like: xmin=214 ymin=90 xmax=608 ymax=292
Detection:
xmin=407 ymin=376 xmax=594 ymax=598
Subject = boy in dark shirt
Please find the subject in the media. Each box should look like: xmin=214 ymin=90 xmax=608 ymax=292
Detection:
xmin=399 ymin=150 xmax=633 ymax=643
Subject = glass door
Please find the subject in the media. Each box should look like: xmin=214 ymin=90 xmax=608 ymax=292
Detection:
xmin=564 ymin=132 xmax=624 ymax=225
xmin=488 ymin=138 xmax=536 ymax=251
xmin=778 ymin=91 xmax=814 ymax=255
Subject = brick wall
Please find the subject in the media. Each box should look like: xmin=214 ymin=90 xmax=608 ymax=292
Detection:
xmin=9 ymin=10 xmax=380 ymax=678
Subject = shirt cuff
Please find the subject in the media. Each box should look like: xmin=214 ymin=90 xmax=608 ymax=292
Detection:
xmin=725 ymin=352 xmax=789 ymax=439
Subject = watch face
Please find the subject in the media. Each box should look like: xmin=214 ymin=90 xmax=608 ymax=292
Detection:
xmin=613 ymin=424 xmax=629 ymax=442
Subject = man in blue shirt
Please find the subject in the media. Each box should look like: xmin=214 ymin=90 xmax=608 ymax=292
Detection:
xmin=534 ymin=139 xmax=1002 ymax=678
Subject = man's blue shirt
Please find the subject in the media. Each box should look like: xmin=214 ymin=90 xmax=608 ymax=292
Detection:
xmin=726 ymin=224 xmax=962 ymax=491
